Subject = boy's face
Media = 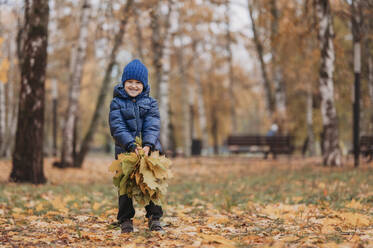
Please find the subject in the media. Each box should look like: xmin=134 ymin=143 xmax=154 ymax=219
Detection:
xmin=124 ymin=79 xmax=143 ymax=97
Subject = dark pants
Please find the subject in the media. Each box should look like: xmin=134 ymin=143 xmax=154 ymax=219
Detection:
xmin=117 ymin=194 xmax=163 ymax=223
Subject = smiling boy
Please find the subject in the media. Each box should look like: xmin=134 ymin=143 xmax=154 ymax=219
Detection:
xmin=109 ymin=59 xmax=163 ymax=233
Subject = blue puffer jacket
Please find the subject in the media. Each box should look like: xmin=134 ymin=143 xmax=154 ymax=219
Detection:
xmin=108 ymin=82 xmax=162 ymax=159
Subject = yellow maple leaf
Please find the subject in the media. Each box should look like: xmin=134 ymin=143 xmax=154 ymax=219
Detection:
xmin=108 ymin=159 xmax=121 ymax=173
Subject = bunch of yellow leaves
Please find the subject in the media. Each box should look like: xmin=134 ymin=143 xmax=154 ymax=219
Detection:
xmin=108 ymin=138 xmax=172 ymax=206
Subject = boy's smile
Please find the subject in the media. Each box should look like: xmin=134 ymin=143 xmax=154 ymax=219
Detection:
xmin=124 ymin=79 xmax=144 ymax=97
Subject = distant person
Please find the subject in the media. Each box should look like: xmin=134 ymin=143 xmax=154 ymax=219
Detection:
xmin=266 ymin=123 xmax=279 ymax=136
xmin=108 ymin=59 xmax=163 ymax=233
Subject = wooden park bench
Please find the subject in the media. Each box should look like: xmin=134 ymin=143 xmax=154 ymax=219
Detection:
xmin=359 ymin=135 xmax=373 ymax=161
xmin=227 ymin=135 xmax=294 ymax=159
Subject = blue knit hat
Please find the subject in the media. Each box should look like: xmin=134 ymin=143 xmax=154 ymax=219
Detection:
xmin=121 ymin=59 xmax=148 ymax=87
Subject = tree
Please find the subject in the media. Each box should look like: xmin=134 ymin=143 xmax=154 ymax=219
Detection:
xmin=248 ymin=1 xmax=275 ymax=116
xmin=314 ymin=0 xmax=341 ymax=166
xmin=59 ymin=0 xmax=91 ymax=168
xmin=224 ymin=0 xmax=237 ymax=132
xmin=150 ymin=0 xmax=173 ymax=153
xmin=350 ymin=0 xmax=363 ymax=167
xmin=270 ymin=0 xmax=287 ymax=132
xmin=193 ymin=41 xmax=209 ymax=155
xmin=74 ymin=0 xmax=134 ymax=167
xmin=10 ymin=0 xmax=49 ymax=183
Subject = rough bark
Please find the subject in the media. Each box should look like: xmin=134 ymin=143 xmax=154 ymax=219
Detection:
xmin=225 ymin=0 xmax=237 ymax=132
xmin=74 ymin=0 xmax=133 ymax=167
xmin=270 ymin=0 xmax=287 ymax=131
xmin=59 ymin=0 xmax=90 ymax=167
xmin=314 ymin=0 xmax=341 ymax=166
xmin=248 ymin=2 xmax=274 ymax=116
xmin=10 ymin=0 xmax=49 ymax=183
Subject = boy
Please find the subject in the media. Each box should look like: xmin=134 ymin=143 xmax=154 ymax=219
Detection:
xmin=109 ymin=59 xmax=163 ymax=233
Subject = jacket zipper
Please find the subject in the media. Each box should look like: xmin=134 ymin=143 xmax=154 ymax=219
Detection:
xmin=133 ymin=100 xmax=141 ymax=138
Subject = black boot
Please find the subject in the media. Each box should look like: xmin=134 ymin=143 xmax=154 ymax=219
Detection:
xmin=121 ymin=219 xmax=133 ymax=233
xmin=148 ymin=216 xmax=163 ymax=231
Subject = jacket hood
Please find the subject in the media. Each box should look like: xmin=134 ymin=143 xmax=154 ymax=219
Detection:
xmin=113 ymin=82 xmax=150 ymax=99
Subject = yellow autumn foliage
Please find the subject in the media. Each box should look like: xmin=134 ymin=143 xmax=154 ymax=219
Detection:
xmin=109 ymin=138 xmax=172 ymax=206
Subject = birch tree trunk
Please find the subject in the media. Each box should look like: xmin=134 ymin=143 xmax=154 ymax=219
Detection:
xmin=351 ymin=0 xmax=363 ymax=167
xmin=225 ymin=0 xmax=237 ymax=132
xmin=306 ymin=84 xmax=315 ymax=156
xmin=59 ymin=0 xmax=90 ymax=168
xmin=74 ymin=0 xmax=134 ymax=167
xmin=177 ymin=43 xmax=191 ymax=157
xmin=194 ymin=44 xmax=209 ymax=155
xmin=369 ymin=54 xmax=373 ymax=132
xmin=0 ymin=82 xmax=5 ymax=156
xmin=52 ymin=79 xmax=58 ymax=156
xmin=248 ymin=2 xmax=274 ymax=116
xmin=150 ymin=0 xmax=173 ymax=152
xmin=314 ymin=0 xmax=341 ymax=167
xmin=159 ymin=35 xmax=171 ymax=153
xmin=5 ymin=78 xmax=18 ymax=157
xmin=366 ymin=3 xmax=373 ymax=133
xmin=270 ymin=0 xmax=287 ymax=131
xmin=367 ymin=52 xmax=373 ymax=130
xmin=10 ymin=0 xmax=49 ymax=183
xmin=134 ymin=5 xmax=144 ymax=61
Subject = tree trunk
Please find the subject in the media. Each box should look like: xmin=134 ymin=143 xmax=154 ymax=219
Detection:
xmin=52 ymin=79 xmax=58 ymax=156
xmin=10 ymin=0 xmax=49 ymax=184
xmin=134 ymin=5 xmax=144 ymax=61
xmin=150 ymin=0 xmax=173 ymax=152
xmin=248 ymin=2 xmax=274 ymax=116
xmin=314 ymin=0 xmax=341 ymax=166
xmin=351 ymin=0 xmax=363 ymax=167
xmin=0 ymin=82 xmax=5 ymax=156
xmin=194 ymin=43 xmax=209 ymax=155
xmin=366 ymin=2 xmax=373 ymax=133
xmin=306 ymin=84 xmax=315 ymax=156
xmin=5 ymin=79 xmax=18 ymax=157
xmin=150 ymin=6 xmax=162 ymax=100
xmin=225 ymin=0 xmax=237 ymax=132
xmin=270 ymin=0 xmax=287 ymax=132
xmin=177 ymin=43 xmax=191 ymax=157
xmin=74 ymin=0 xmax=133 ymax=167
xmin=59 ymin=0 xmax=90 ymax=167
xmin=369 ymin=53 xmax=373 ymax=132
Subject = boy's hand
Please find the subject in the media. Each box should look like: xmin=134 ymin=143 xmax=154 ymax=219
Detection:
xmin=143 ymin=146 xmax=150 ymax=156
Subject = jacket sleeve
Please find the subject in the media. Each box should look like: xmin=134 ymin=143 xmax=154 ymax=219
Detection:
xmin=109 ymin=99 xmax=135 ymax=150
xmin=142 ymin=98 xmax=161 ymax=149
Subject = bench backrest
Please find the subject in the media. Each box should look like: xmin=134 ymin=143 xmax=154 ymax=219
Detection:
xmin=227 ymin=135 xmax=293 ymax=147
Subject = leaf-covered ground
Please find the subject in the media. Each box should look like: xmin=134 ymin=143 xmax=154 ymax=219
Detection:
xmin=1 ymin=155 xmax=373 ymax=247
